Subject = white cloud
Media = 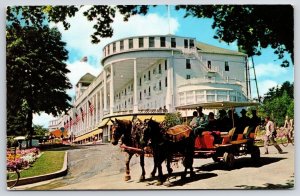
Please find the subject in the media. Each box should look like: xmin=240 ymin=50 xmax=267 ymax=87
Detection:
xmin=33 ymin=113 xmax=55 ymax=128
xmin=251 ymin=79 xmax=278 ymax=99
xmin=51 ymin=7 xmax=179 ymax=66
xmin=253 ymin=62 xmax=288 ymax=78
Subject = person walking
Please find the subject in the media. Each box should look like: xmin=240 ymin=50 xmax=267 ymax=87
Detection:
xmin=264 ymin=116 xmax=283 ymax=154
xmin=283 ymin=115 xmax=294 ymax=145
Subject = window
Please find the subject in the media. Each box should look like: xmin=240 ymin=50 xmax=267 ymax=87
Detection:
xmin=171 ymin=38 xmax=176 ymax=48
xmin=186 ymin=59 xmax=191 ymax=69
xmin=113 ymin=42 xmax=116 ymax=53
xmin=153 ymin=68 xmax=156 ymax=74
xmin=129 ymin=39 xmax=133 ymax=49
xmin=158 ymin=64 xmax=162 ymax=74
xmin=144 ymin=74 xmax=146 ymax=81
xmin=159 ymin=80 xmax=162 ymax=90
xmin=225 ymin=61 xmax=229 ymax=71
xmin=125 ymin=89 xmax=127 ymax=96
xmin=139 ymin=37 xmax=144 ymax=48
xmin=208 ymin=61 xmax=211 ymax=69
xmin=160 ymin=37 xmax=166 ymax=47
xmin=189 ymin=39 xmax=195 ymax=48
xmin=120 ymin=40 xmax=124 ymax=51
xmin=107 ymin=45 xmax=110 ymax=55
xmin=140 ymin=92 xmax=142 ymax=100
xmin=148 ymin=86 xmax=151 ymax=96
xmin=184 ymin=39 xmax=188 ymax=48
xmin=165 ymin=76 xmax=168 ymax=87
xmin=148 ymin=70 xmax=151 ymax=80
xmin=186 ymin=75 xmax=191 ymax=80
xmin=149 ymin=37 xmax=155 ymax=47
xmin=139 ymin=77 xmax=142 ymax=86
xmin=165 ymin=60 xmax=167 ymax=70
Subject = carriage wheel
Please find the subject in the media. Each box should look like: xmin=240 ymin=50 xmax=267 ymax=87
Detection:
xmin=251 ymin=146 xmax=260 ymax=163
xmin=223 ymin=152 xmax=234 ymax=169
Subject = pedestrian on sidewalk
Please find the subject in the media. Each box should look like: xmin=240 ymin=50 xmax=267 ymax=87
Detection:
xmin=264 ymin=116 xmax=283 ymax=154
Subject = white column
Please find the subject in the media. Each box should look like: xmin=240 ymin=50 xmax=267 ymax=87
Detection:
xmin=165 ymin=58 xmax=173 ymax=112
xmin=110 ymin=64 xmax=114 ymax=115
xmin=95 ymin=92 xmax=98 ymax=125
xmin=100 ymin=89 xmax=103 ymax=119
xmin=103 ymin=70 xmax=107 ymax=113
xmin=133 ymin=59 xmax=138 ymax=113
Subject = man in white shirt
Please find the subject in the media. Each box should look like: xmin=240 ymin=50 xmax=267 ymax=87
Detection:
xmin=264 ymin=116 xmax=283 ymax=154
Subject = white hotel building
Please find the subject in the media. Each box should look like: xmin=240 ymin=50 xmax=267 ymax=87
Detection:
xmin=48 ymin=34 xmax=251 ymax=144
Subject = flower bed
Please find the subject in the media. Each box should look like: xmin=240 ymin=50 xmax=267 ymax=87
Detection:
xmin=7 ymin=148 xmax=41 ymax=171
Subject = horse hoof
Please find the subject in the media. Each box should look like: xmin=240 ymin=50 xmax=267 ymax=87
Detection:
xmin=139 ymin=175 xmax=145 ymax=182
xmin=156 ymin=180 xmax=163 ymax=186
xmin=150 ymin=172 xmax=155 ymax=178
xmin=124 ymin=175 xmax=131 ymax=181
xmin=181 ymin=174 xmax=186 ymax=180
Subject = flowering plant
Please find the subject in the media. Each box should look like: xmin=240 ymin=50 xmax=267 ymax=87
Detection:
xmin=6 ymin=148 xmax=41 ymax=171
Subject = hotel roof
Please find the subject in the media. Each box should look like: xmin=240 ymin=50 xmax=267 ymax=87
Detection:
xmin=196 ymin=41 xmax=246 ymax=56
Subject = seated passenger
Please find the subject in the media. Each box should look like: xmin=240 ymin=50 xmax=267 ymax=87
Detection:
xmin=236 ymin=109 xmax=250 ymax=135
xmin=205 ymin=112 xmax=218 ymax=132
xmin=190 ymin=111 xmax=198 ymax=128
xmin=216 ymin=109 xmax=230 ymax=132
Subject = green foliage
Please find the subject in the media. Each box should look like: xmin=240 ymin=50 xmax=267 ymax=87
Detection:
xmin=33 ymin=125 xmax=49 ymax=136
xmin=175 ymin=5 xmax=294 ymax=67
xmin=7 ymin=19 xmax=72 ymax=138
xmin=19 ymin=151 xmax=65 ymax=179
xmin=164 ymin=112 xmax=182 ymax=129
xmin=260 ymin=86 xmax=293 ymax=126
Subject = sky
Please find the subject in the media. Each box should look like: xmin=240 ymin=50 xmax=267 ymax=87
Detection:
xmin=33 ymin=5 xmax=294 ymax=128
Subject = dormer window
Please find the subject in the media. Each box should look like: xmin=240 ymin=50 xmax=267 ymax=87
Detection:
xmin=160 ymin=37 xmax=166 ymax=47
xmin=189 ymin=39 xmax=195 ymax=48
xmin=139 ymin=37 xmax=144 ymax=48
xmin=120 ymin=40 xmax=124 ymax=51
xmin=171 ymin=38 xmax=176 ymax=48
xmin=149 ymin=37 xmax=155 ymax=47
xmin=184 ymin=39 xmax=188 ymax=48
xmin=129 ymin=39 xmax=133 ymax=49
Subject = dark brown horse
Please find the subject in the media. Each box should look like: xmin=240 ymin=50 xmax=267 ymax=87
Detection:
xmin=142 ymin=118 xmax=195 ymax=185
xmin=111 ymin=118 xmax=146 ymax=181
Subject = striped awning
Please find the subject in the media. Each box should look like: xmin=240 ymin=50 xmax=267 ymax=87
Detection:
xmin=74 ymin=128 xmax=102 ymax=142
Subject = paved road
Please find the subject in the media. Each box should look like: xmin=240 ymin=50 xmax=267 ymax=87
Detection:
xmin=22 ymin=143 xmax=294 ymax=190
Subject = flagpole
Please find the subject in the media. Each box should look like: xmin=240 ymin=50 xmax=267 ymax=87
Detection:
xmin=168 ymin=5 xmax=171 ymax=34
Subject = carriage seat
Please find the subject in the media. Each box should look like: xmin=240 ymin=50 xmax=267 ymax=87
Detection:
xmin=194 ymin=131 xmax=217 ymax=149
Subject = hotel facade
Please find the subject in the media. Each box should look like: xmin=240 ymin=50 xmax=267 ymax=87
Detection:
xmin=48 ymin=34 xmax=251 ymax=144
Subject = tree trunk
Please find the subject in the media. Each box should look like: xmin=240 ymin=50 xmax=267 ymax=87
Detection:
xmin=27 ymin=109 xmax=33 ymax=147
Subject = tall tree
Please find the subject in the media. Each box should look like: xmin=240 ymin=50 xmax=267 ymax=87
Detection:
xmin=6 ymin=25 xmax=72 ymax=144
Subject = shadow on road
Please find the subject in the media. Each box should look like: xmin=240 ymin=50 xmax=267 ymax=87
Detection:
xmin=194 ymin=157 xmax=286 ymax=172
xmin=140 ymin=171 xmax=217 ymax=187
xmin=235 ymin=178 xmax=294 ymax=189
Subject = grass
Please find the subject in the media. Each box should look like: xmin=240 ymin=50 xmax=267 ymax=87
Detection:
xmin=8 ymin=150 xmax=65 ymax=180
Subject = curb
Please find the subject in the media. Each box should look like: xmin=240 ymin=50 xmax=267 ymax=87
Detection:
xmin=7 ymin=151 xmax=68 ymax=188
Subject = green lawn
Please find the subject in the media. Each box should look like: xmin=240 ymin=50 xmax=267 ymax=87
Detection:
xmin=18 ymin=150 xmax=65 ymax=179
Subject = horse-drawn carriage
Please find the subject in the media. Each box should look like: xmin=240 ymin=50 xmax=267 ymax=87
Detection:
xmin=177 ymin=101 xmax=261 ymax=169
xmin=110 ymin=101 xmax=261 ymax=184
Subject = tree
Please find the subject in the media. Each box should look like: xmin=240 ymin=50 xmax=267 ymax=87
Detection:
xmin=33 ymin=125 xmax=49 ymax=136
xmin=6 ymin=25 xmax=72 ymax=145
xmin=7 ymin=5 xmax=293 ymax=67
xmin=175 ymin=5 xmax=294 ymax=67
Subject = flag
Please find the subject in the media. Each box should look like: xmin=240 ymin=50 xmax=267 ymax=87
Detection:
xmin=88 ymin=100 xmax=95 ymax=115
xmin=74 ymin=112 xmax=80 ymax=124
xmin=69 ymin=117 xmax=73 ymax=127
xmin=80 ymin=107 xmax=86 ymax=122
xmin=66 ymin=120 xmax=69 ymax=129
